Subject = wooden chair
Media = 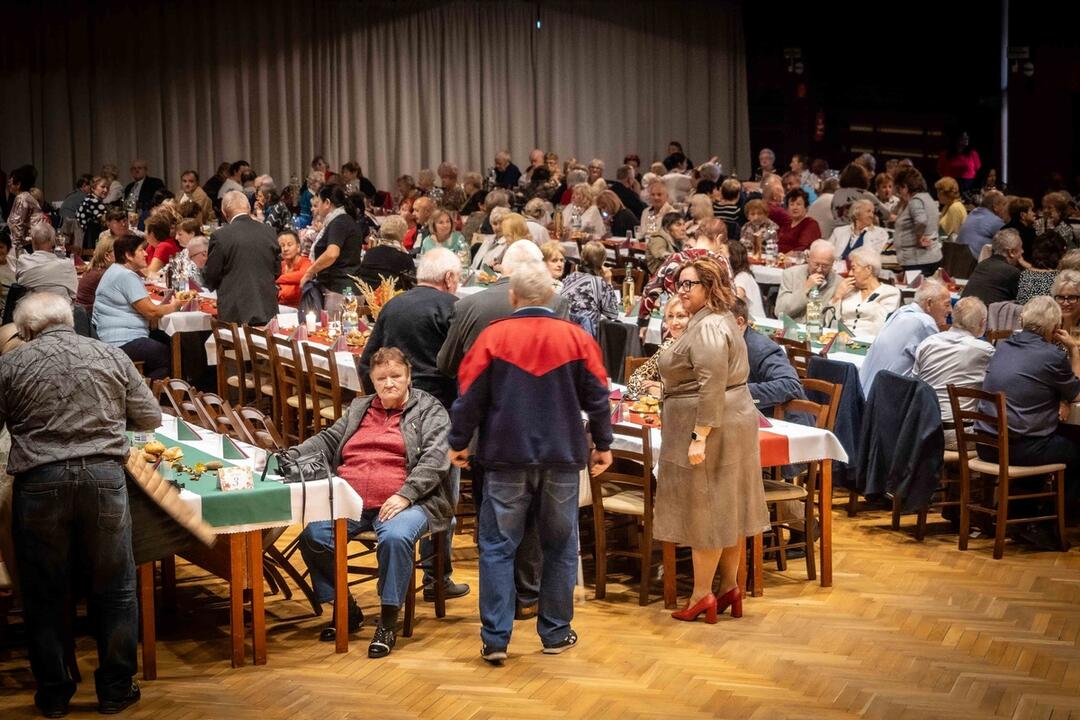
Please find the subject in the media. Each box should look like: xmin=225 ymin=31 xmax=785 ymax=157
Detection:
xmin=234 ymin=405 xmax=286 ymax=451
xmin=302 ymin=344 xmax=345 ymax=433
xmin=592 ymin=423 xmax=659 ymax=605
xmin=890 ymin=442 xmax=973 ymax=541
xmin=948 ymin=385 xmax=1068 ymax=559
xmin=784 ymin=346 xmax=815 ymax=379
xmin=244 ymin=325 xmax=278 ymax=419
xmin=211 ymin=319 xmax=253 ymax=405
xmin=194 ymin=391 xmax=243 ymax=439
xmin=159 ymin=378 xmax=205 ymax=426
xmin=623 ymin=356 xmax=650 ymax=385
xmin=343 ymin=531 xmax=447 ymax=637
xmin=987 ymin=329 xmax=1014 ymax=345
xmin=267 ymin=334 xmax=310 ymax=443
xmin=775 ymin=335 xmax=811 ymax=352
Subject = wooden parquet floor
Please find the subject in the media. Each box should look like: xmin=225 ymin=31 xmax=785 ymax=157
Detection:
xmin=3 ymin=507 xmax=1080 ymax=719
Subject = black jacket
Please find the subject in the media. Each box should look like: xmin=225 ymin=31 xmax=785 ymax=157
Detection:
xmin=856 ymin=370 xmax=944 ymax=512
xmin=961 ymin=255 xmax=1021 ymax=306
xmin=610 ymin=182 xmax=646 ymax=219
xmin=202 ymin=215 xmax=281 ymax=325
xmin=807 ymin=356 xmax=864 ymax=491
xmin=123 ymin=176 xmax=166 ymax=213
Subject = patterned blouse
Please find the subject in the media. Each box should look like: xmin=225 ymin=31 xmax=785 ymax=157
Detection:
xmin=6 ymin=191 xmax=39 ymax=247
xmin=262 ymin=201 xmax=292 ymax=232
xmin=626 ymin=337 xmax=676 ymax=397
xmin=1034 ymin=218 xmax=1077 ymax=249
xmin=559 ymin=271 xmax=619 ymax=337
xmin=76 ymin=194 xmax=107 ymax=232
xmin=1016 ymin=270 xmax=1057 ymax=305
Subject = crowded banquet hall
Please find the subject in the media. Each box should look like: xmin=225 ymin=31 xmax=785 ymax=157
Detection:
xmin=3 ymin=1 xmax=1080 ymax=717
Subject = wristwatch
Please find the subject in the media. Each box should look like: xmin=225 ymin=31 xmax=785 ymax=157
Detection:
xmin=690 ymin=431 xmax=704 ymax=442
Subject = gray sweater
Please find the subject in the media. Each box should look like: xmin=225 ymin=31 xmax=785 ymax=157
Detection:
xmin=894 ymin=192 xmax=942 ymax=267
xmin=289 ymin=388 xmax=454 ymax=532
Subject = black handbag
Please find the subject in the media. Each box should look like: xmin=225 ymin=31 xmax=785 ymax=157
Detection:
xmin=260 ymin=449 xmax=334 ymax=526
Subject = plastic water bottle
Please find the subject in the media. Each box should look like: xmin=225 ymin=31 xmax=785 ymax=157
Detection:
xmin=570 ymin=205 xmax=582 ymax=231
xmin=805 ymin=284 xmax=823 ymax=341
xmin=763 ymin=226 xmax=779 ymax=263
xmin=341 ymin=287 xmax=358 ymax=334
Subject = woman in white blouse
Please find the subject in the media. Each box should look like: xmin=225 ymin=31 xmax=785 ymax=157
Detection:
xmin=828 ymin=198 xmax=889 ymax=261
xmin=829 ymin=248 xmax=900 ymax=336
xmin=560 ymin=184 xmax=605 ymax=237
xmin=724 ymin=238 xmax=766 ymax=320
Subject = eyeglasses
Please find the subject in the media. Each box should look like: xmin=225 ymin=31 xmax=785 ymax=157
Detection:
xmin=1054 ymin=294 xmax=1080 ymax=304
xmin=676 ymin=280 xmax=704 ymax=292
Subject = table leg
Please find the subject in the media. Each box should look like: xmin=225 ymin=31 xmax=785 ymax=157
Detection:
xmin=170 ymin=333 xmax=182 ymax=379
xmin=334 ymin=517 xmax=348 ymax=654
xmin=228 ymin=533 xmax=245 ymax=668
xmin=160 ymin=555 xmax=176 ymax=612
xmin=137 ymin=563 xmax=156 ymax=681
xmin=246 ymin=531 xmax=267 ymax=665
xmin=820 ymin=460 xmax=833 ymax=587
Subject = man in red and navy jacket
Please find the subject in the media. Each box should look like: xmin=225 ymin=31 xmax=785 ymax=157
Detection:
xmin=448 ymin=260 xmax=613 ymax=664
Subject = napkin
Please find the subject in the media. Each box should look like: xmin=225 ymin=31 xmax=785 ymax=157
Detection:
xmin=332 ymin=334 xmax=349 ymax=352
xmin=294 ymin=324 xmax=308 ymax=342
xmin=182 ymin=299 xmax=199 ymax=312
xmin=757 ymin=412 xmax=773 ymax=428
xmin=265 ymin=317 xmax=280 ymax=334
xmin=320 ymin=310 xmax=329 ymax=327
xmin=609 ymin=388 xmax=623 ymax=402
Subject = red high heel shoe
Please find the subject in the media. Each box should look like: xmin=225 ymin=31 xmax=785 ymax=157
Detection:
xmin=671 ymin=593 xmax=718 ymax=624
xmin=715 ymin=586 xmax=743 ymax=619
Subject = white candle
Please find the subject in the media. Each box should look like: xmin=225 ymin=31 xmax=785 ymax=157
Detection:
xmin=305 ymin=311 xmax=317 ymax=332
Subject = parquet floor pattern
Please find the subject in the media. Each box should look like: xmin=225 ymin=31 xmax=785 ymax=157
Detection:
xmin=2 ymin=508 xmax=1080 ymax=719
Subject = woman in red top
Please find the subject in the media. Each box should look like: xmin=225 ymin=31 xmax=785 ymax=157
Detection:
xmin=276 ymin=229 xmax=312 ymax=306
xmin=293 ymin=348 xmax=457 ymax=658
xmin=777 ymin=188 xmax=821 ymax=255
xmin=144 ymin=214 xmax=180 ymax=275
xmin=936 ymin=130 xmax=981 ymax=193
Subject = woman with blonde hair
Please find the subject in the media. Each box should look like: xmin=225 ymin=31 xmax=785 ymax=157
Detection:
xmin=420 ymin=209 xmax=470 ymax=266
xmin=101 ymin=164 xmax=124 ymax=204
xmin=540 ymin=240 xmax=566 ymax=291
xmin=472 ymin=212 xmax=530 ymax=275
xmin=935 ymin=176 xmax=967 ymax=236
xmin=560 ymin=184 xmax=605 ymax=237
xmin=686 ymin=194 xmax=714 ymax=237
xmin=75 ymin=235 xmax=116 ymax=312
xmin=655 ymin=255 xmax=768 ymax=622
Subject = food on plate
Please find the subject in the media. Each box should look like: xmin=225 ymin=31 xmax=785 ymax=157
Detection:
xmin=143 ymin=440 xmax=166 ymax=456
xmin=174 ymin=290 xmax=197 ymax=302
xmin=161 ymin=446 xmax=184 ymax=462
xmin=346 ymin=329 xmax=368 ymax=347
xmin=205 ymin=461 xmax=224 ymax=470
xmin=477 ymin=270 xmax=499 ymax=285
xmin=630 ymin=400 xmax=660 ymax=413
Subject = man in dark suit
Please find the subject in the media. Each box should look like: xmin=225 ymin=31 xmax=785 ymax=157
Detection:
xmin=960 ymin=228 xmax=1023 ymax=306
xmin=609 ymin=164 xmax=646 ymax=220
xmin=122 ymin=160 xmax=165 ymax=214
xmin=437 ymin=241 xmax=569 ymax=621
xmin=202 ymin=191 xmax=281 ymax=326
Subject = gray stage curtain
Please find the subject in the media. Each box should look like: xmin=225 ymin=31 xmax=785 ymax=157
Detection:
xmin=0 ymin=0 xmax=749 ymax=199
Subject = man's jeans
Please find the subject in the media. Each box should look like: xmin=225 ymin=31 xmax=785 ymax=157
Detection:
xmin=473 ymin=461 xmax=542 ymax=607
xmin=478 ymin=468 xmax=579 ymax=650
xmin=299 ymin=506 xmax=428 ymax=608
xmin=13 ymin=458 xmax=138 ymax=707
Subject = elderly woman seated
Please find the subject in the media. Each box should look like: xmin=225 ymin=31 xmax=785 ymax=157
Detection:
xmin=1052 ymin=269 xmax=1080 ymax=341
xmin=828 ymin=248 xmax=901 ymax=336
xmin=357 ymin=215 xmax=415 ymax=290
xmin=828 ymin=198 xmax=890 ymax=260
xmin=294 ymin=347 xmax=454 ymax=657
xmin=560 ymin=183 xmax=605 ymax=237
xmin=977 ymin=296 xmax=1080 ymax=544
xmin=626 ymin=297 xmax=690 ymax=397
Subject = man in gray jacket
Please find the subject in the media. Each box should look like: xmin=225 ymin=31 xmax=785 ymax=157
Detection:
xmin=202 ymin=191 xmax=281 ymax=325
xmin=437 ymin=241 xmax=569 ymax=619
xmin=0 ymin=293 xmax=160 ymax=716
xmin=775 ymin=239 xmax=841 ymax=323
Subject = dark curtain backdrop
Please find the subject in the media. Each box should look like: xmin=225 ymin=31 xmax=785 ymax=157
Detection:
xmin=1 ymin=0 xmax=749 ymax=198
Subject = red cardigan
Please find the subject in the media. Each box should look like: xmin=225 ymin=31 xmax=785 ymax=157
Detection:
xmin=277 ymin=256 xmax=312 ymax=306
xmin=777 ymin=216 xmax=821 ymax=254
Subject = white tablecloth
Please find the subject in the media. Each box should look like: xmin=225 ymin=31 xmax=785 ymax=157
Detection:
xmin=204 ymin=327 xmax=364 ymax=391
xmin=157 ymin=295 xmax=295 ymax=337
xmin=153 ymin=416 xmax=364 ymax=534
xmin=615 ymin=309 xmax=662 ymax=346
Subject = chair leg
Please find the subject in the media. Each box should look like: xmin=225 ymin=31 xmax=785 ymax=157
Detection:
xmin=266 ymin=545 xmax=322 ymax=616
xmin=751 ymin=533 xmax=764 ymax=598
xmin=662 ymin=542 xmax=676 ymax=609
xmin=915 ymin=508 xmax=928 ymax=542
xmin=774 ymin=526 xmax=787 ymax=571
xmin=1056 ymin=470 xmax=1068 ymax=551
xmin=592 ymin=505 xmax=607 ymax=600
xmin=639 ymin=519 xmax=651 ymax=606
xmin=993 ymin=474 xmax=1009 ymax=560
xmin=847 ymin=489 xmax=858 ymax=517
xmin=891 ymin=495 xmax=902 ymax=530
xmin=959 ymin=471 xmax=971 ymax=551
xmin=434 ymin=533 xmax=446 ymax=619
xmin=403 ymin=545 xmax=417 ymax=638
xmin=805 ymin=505 xmax=817 ymax=582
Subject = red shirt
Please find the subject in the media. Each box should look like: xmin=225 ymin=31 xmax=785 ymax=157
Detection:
xmin=937 ymin=150 xmax=981 ymax=181
xmin=777 ymin=216 xmax=821 ymax=254
xmin=153 ymin=237 xmax=180 ymax=265
xmin=767 ymin=201 xmax=791 ymax=227
xmin=336 ymin=397 xmax=407 ymax=507
xmin=277 ymin=256 xmax=312 ymax=306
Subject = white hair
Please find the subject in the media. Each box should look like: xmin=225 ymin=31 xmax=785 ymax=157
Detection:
xmin=30 ymin=223 xmax=57 ymax=250
xmin=495 ymin=150 xmax=511 ymax=163
xmin=847 ymin=248 xmax=882 ymax=276
xmin=913 ymin=277 xmax=948 ymax=309
xmin=588 ymin=158 xmax=605 ymax=170
xmin=417 ymin=247 xmax=461 ymax=284
xmin=418 ymin=168 xmax=436 ymax=184
xmin=567 ymin=168 xmax=588 ymax=187
xmin=808 ymin=238 xmax=836 ymax=261
xmin=1052 ymin=269 xmax=1080 ymax=296
xmin=759 ymin=148 xmax=775 ymax=161
xmin=951 ymin=296 xmax=987 ymax=336
xmin=991 ymin=228 xmax=1021 ymax=256
xmin=221 ymin=190 xmax=250 ymax=219
xmin=489 ymin=206 xmax=511 ymax=227
xmin=187 ymin=235 xmax=209 ymax=254
xmin=14 ymin=291 xmax=74 ymax=337
xmin=847 ymin=198 xmax=875 ymax=222
xmin=509 ymin=259 xmax=554 ymax=305
xmin=1021 ymin=295 xmax=1062 ymax=336
xmin=501 ymin=240 xmax=543 ymax=274
xmin=689 ymin=193 xmax=713 ymax=221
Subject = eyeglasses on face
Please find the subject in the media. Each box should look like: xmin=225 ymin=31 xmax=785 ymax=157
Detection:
xmin=676 ymin=280 xmax=703 ymax=292
xmin=1054 ymin=294 xmax=1080 ymax=304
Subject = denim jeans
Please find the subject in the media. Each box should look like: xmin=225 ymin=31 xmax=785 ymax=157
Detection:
xmin=299 ymin=505 xmax=428 ymax=608
xmin=473 ymin=461 xmax=541 ymax=606
xmin=420 ymin=466 xmax=458 ymax=587
xmin=12 ymin=458 xmax=138 ymax=707
xmin=478 ymin=468 xmax=580 ymax=650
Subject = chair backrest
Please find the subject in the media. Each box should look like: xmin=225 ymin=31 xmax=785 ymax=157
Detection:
xmin=234 ymin=405 xmax=285 ymax=450
xmin=776 ymin=335 xmax=811 ymax=352
xmin=161 ymin=378 xmax=205 ymax=426
xmin=947 ymin=384 xmax=1007 ymax=467
xmin=244 ymin=324 xmax=276 ymax=404
xmin=590 ymin=422 xmax=655 ymax=514
xmin=302 ymin=343 xmax=344 ymax=432
xmin=800 ymin=377 xmax=842 ymax=431
xmin=210 ymin=318 xmax=248 ymax=403
xmin=987 ymin=329 xmax=1014 ymax=345
xmin=785 ymin=345 xmax=815 ymax=379
xmin=195 ymin=391 xmax=242 ymax=438
xmin=940 ymin=240 xmax=977 ymax=279
xmin=267 ymin=333 xmax=308 ymax=440
xmin=773 ymin=396 xmax=829 ymax=429
xmin=623 ymin=356 xmax=650 ymax=384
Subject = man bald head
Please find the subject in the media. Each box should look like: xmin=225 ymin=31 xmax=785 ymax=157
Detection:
xmin=221 ymin=191 xmax=250 ymax=221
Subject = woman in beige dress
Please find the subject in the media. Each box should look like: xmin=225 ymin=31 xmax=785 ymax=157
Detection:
xmin=655 ymin=256 xmax=769 ymax=622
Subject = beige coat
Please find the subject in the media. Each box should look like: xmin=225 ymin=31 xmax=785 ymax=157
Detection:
xmin=654 ymin=308 xmax=769 ymax=548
